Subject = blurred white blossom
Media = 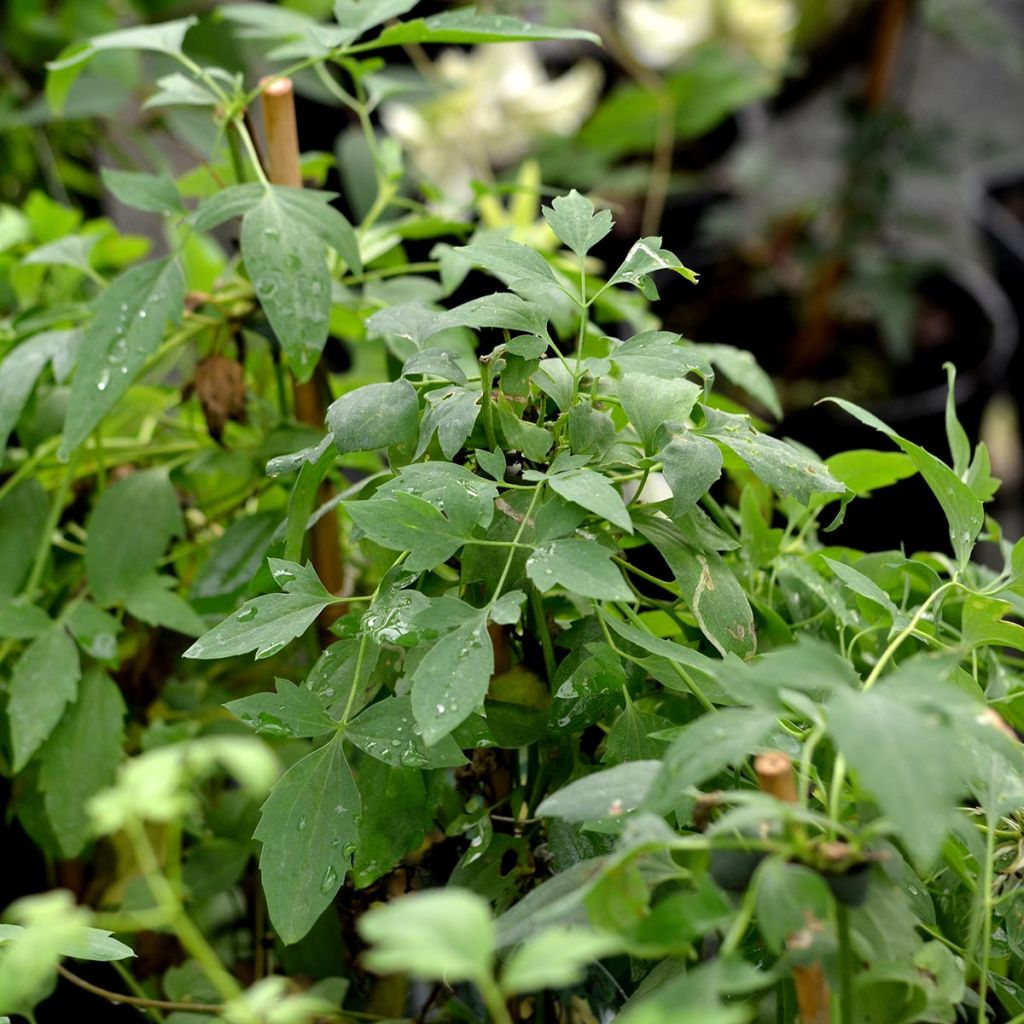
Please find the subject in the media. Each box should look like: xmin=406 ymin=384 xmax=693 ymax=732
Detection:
xmin=620 ymin=0 xmax=797 ymax=72
xmin=383 ymin=43 xmax=601 ymax=207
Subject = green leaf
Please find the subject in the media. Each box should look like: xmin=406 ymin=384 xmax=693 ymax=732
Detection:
xmin=54 ymin=929 xmax=135 ymax=962
xmin=37 ymin=669 xmax=125 ymax=858
xmin=821 ymin=557 xmax=908 ymax=629
xmin=611 ymin=331 xmax=712 ymax=381
xmin=143 ymin=71 xmax=220 ymax=110
xmin=46 ymin=17 xmax=199 ymax=113
xmin=961 ymin=595 xmax=1024 ymax=652
xmin=358 ymin=888 xmax=496 ymax=982
xmin=183 ymin=565 xmax=336 ymax=660
xmin=755 ymin=861 xmax=833 ymax=954
xmin=647 ymin=709 xmax=777 ymax=812
xmin=101 ymin=168 xmax=185 ymax=215
xmin=637 ymin=517 xmax=756 ymax=660
xmin=22 ymin=235 xmax=99 ymax=275
xmin=824 ymin=449 xmax=916 ymax=496
xmin=452 ymin=238 xmax=559 ymax=293
xmin=692 ymin=343 xmax=782 ymax=420
xmin=700 ymin=408 xmax=844 ymax=505
xmin=536 ymin=761 xmax=661 ymax=822
xmin=333 ymin=0 xmax=419 ymax=44
xmin=0 ymin=600 xmax=51 ymax=641
xmin=824 ymin=398 xmax=984 ymax=567
xmin=0 ymin=481 xmax=47 ymax=599
xmin=346 ymin=695 xmax=467 ymax=769
xmin=85 ymin=468 xmax=184 ymax=606
xmin=241 ymin=190 xmax=330 ymax=381
xmin=353 ymin=760 xmax=433 ymax=888
xmin=327 ymin=380 xmax=419 ymax=455
xmin=658 ymin=434 xmax=724 ymax=516
xmin=192 ymin=183 xmax=266 ymax=232
xmin=943 ymin=363 xmax=971 ymax=476
xmin=347 ymin=492 xmax=466 ymax=572
xmin=416 ymin=386 xmax=480 ymax=459
xmin=254 ymin=738 xmax=361 ymax=945
xmin=619 ymin=374 xmax=701 ymax=454
xmin=271 ymin=187 xmax=362 ymax=273
xmin=827 ymin=687 xmax=963 ymax=867
xmin=501 ymin=927 xmax=621 ymax=995
xmin=226 ymin=678 xmax=337 ymax=738
xmin=360 ymin=10 xmax=601 ymax=48
xmin=607 ymin=237 xmax=698 ymax=299
xmin=123 ymin=573 xmax=207 ymax=636
xmin=526 ymin=539 xmax=633 ymax=602
xmin=542 ymin=191 xmax=613 ymax=259
xmin=548 ymin=469 xmax=633 ymax=534
xmin=0 ymin=331 xmax=77 ymax=450
xmin=61 ymin=257 xmax=185 ymax=456
xmin=8 ymin=625 xmax=81 ymax=772
xmin=411 ymin=614 xmax=493 ymax=744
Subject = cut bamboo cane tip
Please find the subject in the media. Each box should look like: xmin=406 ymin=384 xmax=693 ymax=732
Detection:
xmin=260 ymin=75 xmax=293 ymax=98
xmin=755 ymin=751 xmax=798 ymax=805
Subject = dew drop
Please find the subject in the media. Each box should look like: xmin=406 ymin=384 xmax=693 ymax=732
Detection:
xmin=237 ymin=605 xmax=258 ymax=622
xmin=97 ymin=369 xmax=111 ymax=391
xmin=297 ymin=815 xmax=308 ymax=831
xmin=320 ymin=865 xmax=338 ymax=892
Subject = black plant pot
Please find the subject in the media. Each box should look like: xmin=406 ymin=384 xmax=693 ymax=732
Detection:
xmin=662 ymin=250 xmax=1017 ymax=554
xmin=820 ymin=861 xmax=873 ymax=907
xmin=708 ymin=847 xmax=767 ymax=893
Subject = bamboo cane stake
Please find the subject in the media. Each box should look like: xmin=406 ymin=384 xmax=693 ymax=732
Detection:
xmin=755 ymin=751 xmax=831 ymax=1024
xmin=259 ymin=76 xmax=344 ymax=608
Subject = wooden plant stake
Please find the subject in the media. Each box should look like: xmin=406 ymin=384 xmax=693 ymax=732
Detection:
xmin=259 ymin=76 xmax=344 ymax=610
xmin=755 ymin=752 xmax=831 ymax=1024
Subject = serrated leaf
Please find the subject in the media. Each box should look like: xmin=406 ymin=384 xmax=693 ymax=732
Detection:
xmin=333 ymin=0 xmax=419 ymax=44
xmin=8 ymin=626 xmax=81 ymax=772
xmin=346 ymin=695 xmax=467 ymax=768
xmin=327 ymin=379 xmax=419 ymax=455
xmin=85 ymin=468 xmax=184 ymax=606
xmin=101 ymin=168 xmax=185 ymax=215
xmin=416 ymin=386 xmax=480 ymax=459
xmin=821 ymin=557 xmax=908 ymax=629
xmin=143 ymin=71 xmax=219 ymax=110
xmin=607 ymin=237 xmax=698 ymax=298
xmin=542 ymin=191 xmax=613 ymax=259
xmin=22 ymin=235 xmax=99 ymax=275
xmin=547 ymin=469 xmax=633 ymax=534
xmin=61 ymin=257 xmax=185 ymax=456
xmin=347 ymin=492 xmax=466 ymax=572
xmin=226 ymin=678 xmax=337 ymax=738
xmin=411 ymin=613 xmax=493 ymax=744
xmin=827 ymin=687 xmax=963 ymax=867
xmin=755 ymin=861 xmax=832 ymax=954
xmin=527 ymin=539 xmax=633 ymax=602
xmin=537 ymin=761 xmax=661 ymax=822
xmin=183 ymin=578 xmax=336 ymax=660
xmin=611 ymin=331 xmax=712 ymax=380
xmin=37 ymin=669 xmax=125 ymax=858
xmin=255 ymin=738 xmax=360 ymax=944
xmin=825 ymin=397 xmax=983 ymax=567
xmin=453 ymin=238 xmax=559 ymax=293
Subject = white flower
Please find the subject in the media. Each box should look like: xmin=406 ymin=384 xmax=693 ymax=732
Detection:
xmin=620 ymin=0 xmax=715 ymax=69
xmin=382 ymin=44 xmax=601 ymax=208
xmin=619 ymin=0 xmax=796 ymax=73
xmin=721 ymin=0 xmax=797 ymax=72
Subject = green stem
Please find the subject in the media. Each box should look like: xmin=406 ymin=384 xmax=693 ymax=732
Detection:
xmin=232 ymin=119 xmax=269 ymax=186
xmin=479 ymin=977 xmax=513 ymax=1024
xmin=530 ymin=585 xmax=557 ymax=683
xmin=488 ymin=487 xmax=543 ymax=609
xmin=480 ymin=356 xmax=497 ymax=450
xmin=863 ymin=581 xmax=955 ymax=690
xmin=23 ymin=454 xmax=77 ymax=599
